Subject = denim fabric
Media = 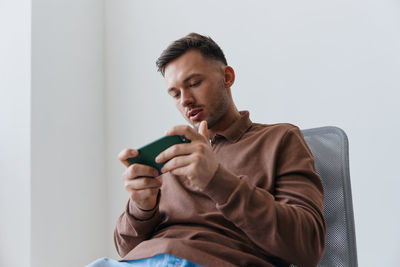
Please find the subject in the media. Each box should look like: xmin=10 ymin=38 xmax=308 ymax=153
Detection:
xmin=86 ymin=254 xmax=203 ymax=267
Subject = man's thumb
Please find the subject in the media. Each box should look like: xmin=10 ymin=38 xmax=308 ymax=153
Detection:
xmin=199 ymin=120 xmax=209 ymax=140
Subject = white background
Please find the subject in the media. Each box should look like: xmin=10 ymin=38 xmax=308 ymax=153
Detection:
xmin=1 ymin=0 xmax=399 ymax=266
xmin=0 ymin=1 xmax=31 ymax=266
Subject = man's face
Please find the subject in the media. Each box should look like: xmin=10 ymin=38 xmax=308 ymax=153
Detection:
xmin=164 ymin=50 xmax=230 ymax=130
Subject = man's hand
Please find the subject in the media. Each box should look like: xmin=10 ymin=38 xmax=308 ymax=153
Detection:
xmin=118 ymin=149 xmax=161 ymax=211
xmin=155 ymin=121 xmax=219 ymax=190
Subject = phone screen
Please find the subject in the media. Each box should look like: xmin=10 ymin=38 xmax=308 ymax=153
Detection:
xmin=127 ymin=135 xmax=191 ymax=173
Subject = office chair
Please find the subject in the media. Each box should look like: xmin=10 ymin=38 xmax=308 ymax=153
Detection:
xmin=301 ymin=126 xmax=358 ymax=267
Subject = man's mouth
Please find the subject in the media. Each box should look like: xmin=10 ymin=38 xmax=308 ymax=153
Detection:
xmin=188 ymin=109 xmax=203 ymax=121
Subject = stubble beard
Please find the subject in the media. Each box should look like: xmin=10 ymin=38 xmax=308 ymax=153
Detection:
xmin=192 ymin=80 xmax=230 ymax=131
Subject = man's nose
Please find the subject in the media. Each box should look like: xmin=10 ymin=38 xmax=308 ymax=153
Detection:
xmin=180 ymin=90 xmax=194 ymax=107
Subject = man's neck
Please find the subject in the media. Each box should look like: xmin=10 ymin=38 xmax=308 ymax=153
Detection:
xmin=209 ymin=108 xmax=241 ymax=138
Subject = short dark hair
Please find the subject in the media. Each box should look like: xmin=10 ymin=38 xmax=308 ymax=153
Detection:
xmin=156 ymin=33 xmax=228 ymax=76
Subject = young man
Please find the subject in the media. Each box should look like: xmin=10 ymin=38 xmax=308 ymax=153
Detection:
xmin=89 ymin=33 xmax=326 ymax=267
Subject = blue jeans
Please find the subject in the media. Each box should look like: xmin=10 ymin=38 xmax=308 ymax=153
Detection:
xmin=86 ymin=254 xmax=203 ymax=267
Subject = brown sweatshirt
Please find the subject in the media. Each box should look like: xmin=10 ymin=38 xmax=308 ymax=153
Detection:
xmin=114 ymin=111 xmax=326 ymax=267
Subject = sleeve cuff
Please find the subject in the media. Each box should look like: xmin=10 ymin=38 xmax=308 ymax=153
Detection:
xmin=128 ymin=198 xmax=159 ymax=221
xmin=202 ymin=164 xmax=241 ymax=205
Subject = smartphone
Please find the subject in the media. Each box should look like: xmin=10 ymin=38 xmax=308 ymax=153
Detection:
xmin=127 ymin=135 xmax=191 ymax=173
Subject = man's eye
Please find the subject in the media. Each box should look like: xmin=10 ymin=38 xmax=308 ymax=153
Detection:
xmin=172 ymin=92 xmax=180 ymax=99
xmin=189 ymin=81 xmax=201 ymax=87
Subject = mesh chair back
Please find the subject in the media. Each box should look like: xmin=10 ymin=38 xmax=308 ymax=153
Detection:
xmin=301 ymin=126 xmax=358 ymax=267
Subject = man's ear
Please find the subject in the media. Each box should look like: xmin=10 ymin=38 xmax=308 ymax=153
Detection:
xmin=223 ymin=66 xmax=235 ymax=89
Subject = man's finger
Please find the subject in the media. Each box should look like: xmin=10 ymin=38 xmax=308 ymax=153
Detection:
xmin=124 ymin=177 xmax=162 ymax=191
xmin=166 ymin=125 xmax=199 ymax=141
xmin=160 ymin=154 xmax=193 ymax=173
xmin=169 ymin=164 xmax=193 ymax=178
xmin=125 ymin=163 xmax=159 ymax=180
xmin=155 ymin=143 xmax=193 ymax=164
xmin=118 ymin=148 xmax=138 ymax=167
xmin=198 ymin=120 xmax=209 ymax=141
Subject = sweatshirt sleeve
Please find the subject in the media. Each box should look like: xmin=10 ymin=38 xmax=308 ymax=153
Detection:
xmin=202 ymin=126 xmax=326 ymax=266
xmin=114 ymin=197 xmax=161 ymax=258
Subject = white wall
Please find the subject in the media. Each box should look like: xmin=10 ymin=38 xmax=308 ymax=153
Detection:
xmin=105 ymin=0 xmax=400 ymax=265
xmin=2 ymin=0 xmax=398 ymax=265
xmin=31 ymin=0 xmax=107 ymax=266
xmin=0 ymin=1 xmax=31 ymax=266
